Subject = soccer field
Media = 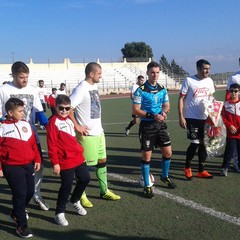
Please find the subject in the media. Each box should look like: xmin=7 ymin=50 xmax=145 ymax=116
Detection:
xmin=1 ymin=89 xmax=240 ymax=240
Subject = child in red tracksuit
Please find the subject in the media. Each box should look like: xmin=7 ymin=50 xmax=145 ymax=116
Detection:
xmin=46 ymin=94 xmax=90 ymax=227
xmin=47 ymin=87 xmax=57 ymax=116
xmin=0 ymin=98 xmax=41 ymax=238
xmin=220 ymin=83 xmax=240 ymax=176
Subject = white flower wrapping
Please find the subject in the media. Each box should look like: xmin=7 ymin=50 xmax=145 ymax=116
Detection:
xmin=203 ymin=99 xmax=226 ymax=157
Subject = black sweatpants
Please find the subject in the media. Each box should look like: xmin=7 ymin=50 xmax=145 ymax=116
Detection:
xmin=222 ymin=138 xmax=240 ymax=168
xmin=56 ymin=163 xmax=90 ymax=214
xmin=2 ymin=162 xmax=35 ymax=228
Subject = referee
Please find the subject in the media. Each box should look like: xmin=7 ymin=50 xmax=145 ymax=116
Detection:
xmin=132 ymin=61 xmax=176 ymax=198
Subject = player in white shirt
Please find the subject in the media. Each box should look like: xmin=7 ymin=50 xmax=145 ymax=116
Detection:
xmin=226 ymin=57 xmax=240 ymax=92
xmin=56 ymin=83 xmax=67 ymax=95
xmin=36 ymin=80 xmax=51 ymax=129
xmin=125 ymin=75 xmax=145 ymax=136
xmin=37 ymin=80 xmax=51 ymax=112
xmin=0 ymin=61 xmax=49 ymax=211
xmin=69 ymin=62 xmax=121 ymax=208
xmin=178 ymin=59 xmax=215 ymax=180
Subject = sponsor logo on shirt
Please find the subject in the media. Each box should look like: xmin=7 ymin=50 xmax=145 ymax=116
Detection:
xmin=4 ymin=130 xmax=14 ymax=136
xmin=193 ymin=88 xmax=209 ymax=98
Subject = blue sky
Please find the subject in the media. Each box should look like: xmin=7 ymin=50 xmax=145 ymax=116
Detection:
xmin=0 ymin=0 xmax=239 ymax=74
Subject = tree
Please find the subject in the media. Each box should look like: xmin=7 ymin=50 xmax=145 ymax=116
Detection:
xmin=159 ymin=55 xmax=188 ymax=79
xmin=159 ymin=55 xmax=170 ymax=75
xmin=121 ymin=42 xmax=153 ymax=61
xmin=171 ymin=60 xmax=188 ymax=79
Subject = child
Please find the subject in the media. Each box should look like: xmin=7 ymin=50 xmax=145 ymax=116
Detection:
xmin=0 ymin=97 xmax=41 ymax=238
xmin=46 ymin=94 xmax=90 ymax=227
xmin=47 ymin=87 xmax=57 ymax=116
xmin=220 ymin=83 xmax=240 ymax=176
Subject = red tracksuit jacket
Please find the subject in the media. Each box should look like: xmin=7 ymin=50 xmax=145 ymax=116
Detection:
xmin=221 ymin=98 xmax=240 ymax=139
xmin=46 ymin=115 xmax=85 ymax=170
xmin=0 ymin=119 xmax=41 ymax=169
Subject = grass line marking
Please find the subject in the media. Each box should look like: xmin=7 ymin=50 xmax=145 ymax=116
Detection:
xmin=108 ymin=172 xmax=240 ymax=226
xmin=103 ymin=119 xmax=178 ymax=126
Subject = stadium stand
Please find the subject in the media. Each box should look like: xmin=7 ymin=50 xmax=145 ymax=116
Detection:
xmin=0 ymin=58 xmax=178 ymax=94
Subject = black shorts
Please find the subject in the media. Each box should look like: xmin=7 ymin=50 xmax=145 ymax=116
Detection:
xmin=131 ymin=114 xmax=139 ymax=118
xmin=139 ymin=120 xmax=171 ymax=151
xmin=186 ymin=118 xmax=206 ymax=141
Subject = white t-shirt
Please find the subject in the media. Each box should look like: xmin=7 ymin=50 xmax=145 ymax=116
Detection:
xmin=130 ymin=83 xmax=139 ymax=94
xmin=180 ymin=75 xmax=215 ymax=120
xmin=70 ymin=80 xmax=103 ymax=136
xmin=226 ymin=71 xmax=240 ymax=89
xmin=56 ymin=89 xmax=67 ymax=95
xmin=37 ymin=86 xmax=51 ymax=103
xmin=0 ymin=82 xmax=43 ymax=123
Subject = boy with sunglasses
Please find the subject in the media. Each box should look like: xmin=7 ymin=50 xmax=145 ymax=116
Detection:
xmin=46 ymin=94 xmax=90 ymax=226
xmin=225 ymin=58 xmax=240 ymax=172
xmin=220 ymin=83 xmax=240 ymax=176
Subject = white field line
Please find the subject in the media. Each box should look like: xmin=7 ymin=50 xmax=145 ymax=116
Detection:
xmin=103 ymin=119 xmax=178 ymax=126
xmin=108 ymin=173 xmax=240 ymax=226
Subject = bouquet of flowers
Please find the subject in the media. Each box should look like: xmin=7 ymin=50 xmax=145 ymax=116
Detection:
xmin=203 ymin=98 xmax=226 ymax=157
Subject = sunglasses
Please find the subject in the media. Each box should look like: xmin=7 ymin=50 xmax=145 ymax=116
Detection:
xmin=230 ymin=90 xmax=239 ymax=93
xmin=58 ymin=106 xmax=71 ymax=111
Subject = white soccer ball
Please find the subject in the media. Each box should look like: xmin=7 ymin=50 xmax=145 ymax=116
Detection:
xmin=139 ymin=173 xmax=155 ymax=187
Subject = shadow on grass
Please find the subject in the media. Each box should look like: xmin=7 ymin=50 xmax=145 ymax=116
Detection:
xmin=32 ymin=228 xmax=165 ymax=240
xmin=0 ymin=212 xmax=166 ymax=240
xmin=0 ymin=219 xmax=16 ymax=239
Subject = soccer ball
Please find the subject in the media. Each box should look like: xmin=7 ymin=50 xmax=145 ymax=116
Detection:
xmin=139 ymin=173 xmax=155 ymax=187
